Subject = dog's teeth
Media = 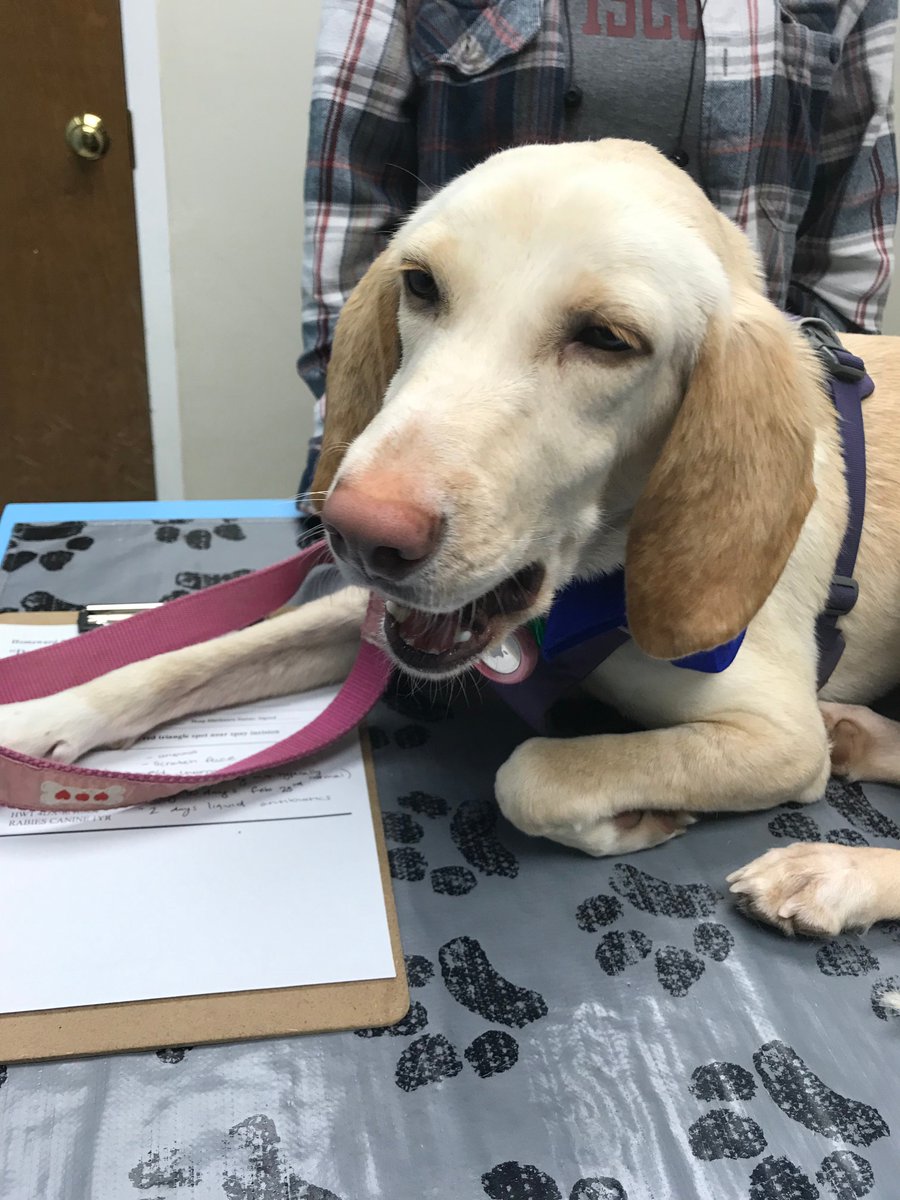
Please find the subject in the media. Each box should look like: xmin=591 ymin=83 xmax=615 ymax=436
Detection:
xmin=386 ymin=601 xmax=411 ymax=622
xmin=454 ymin=629 xmax=473 ymax=644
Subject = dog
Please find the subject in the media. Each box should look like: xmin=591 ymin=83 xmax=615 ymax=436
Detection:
xmin=3 ymin=141 xmax=900 ymax=959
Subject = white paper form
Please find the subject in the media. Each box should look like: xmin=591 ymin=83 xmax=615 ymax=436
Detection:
xmin=0 ymin=624 xmax=396 ymax=1014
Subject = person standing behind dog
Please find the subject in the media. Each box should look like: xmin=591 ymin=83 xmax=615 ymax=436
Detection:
xmin=296 ymin=1 xmax=897 ymax=504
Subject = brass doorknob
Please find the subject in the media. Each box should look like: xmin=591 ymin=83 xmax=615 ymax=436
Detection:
xmin=65 ymin=113 xmax=110 ymax=160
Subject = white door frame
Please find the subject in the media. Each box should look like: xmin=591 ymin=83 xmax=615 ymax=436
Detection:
xmin=119 ymin=0 xmax=183 ymax=500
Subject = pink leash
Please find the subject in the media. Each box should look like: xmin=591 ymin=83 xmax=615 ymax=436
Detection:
xmin=0 ymin=543 xmax=393 ymax=813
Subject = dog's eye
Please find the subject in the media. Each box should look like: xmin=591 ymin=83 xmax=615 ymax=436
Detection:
xmin=573 ymin=325 xmax=631 ymax=352
xmin=404 ymin=269 xmax=440 ymax=303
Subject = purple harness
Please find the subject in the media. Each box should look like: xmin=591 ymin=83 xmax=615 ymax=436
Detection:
xmin=477 ymin=318 xmax=873 ymax=732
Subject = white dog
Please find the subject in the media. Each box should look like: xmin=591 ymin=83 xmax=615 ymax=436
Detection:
xmin=3 ymin=141 xmax=900 ymax=962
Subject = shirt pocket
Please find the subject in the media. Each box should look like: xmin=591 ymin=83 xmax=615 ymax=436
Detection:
xmin=408 ymin=0 xmax=543 ymax=80
xmin=757 ymin=3 xmax=841 ymax=233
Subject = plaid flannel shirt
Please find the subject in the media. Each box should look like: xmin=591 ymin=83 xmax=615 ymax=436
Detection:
xmin=298 ymin=0 xmax=898 ymax=491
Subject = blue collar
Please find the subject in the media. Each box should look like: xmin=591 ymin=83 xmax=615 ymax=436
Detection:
xmin=541 ymin=569 xmax=745 ymax=674
xmin=539 ymin=318 xmax=872 ymax=682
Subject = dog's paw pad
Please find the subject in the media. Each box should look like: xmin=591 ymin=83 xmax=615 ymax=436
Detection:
xmin=824 ymin=780 xmax=900 ymax=839
xmin=689 ymin=1061 xmax=756 ymax=1101
xmin=38 ymin=550 xmax=74 ymax=571
xmin=2 ymin=551 xmax=37 ymax=572
xmin=160 ymin=570 xmax=251 ymax=601
xmin=816 ymin=1151 xmax=875 ymax=1198
xmin=155 ymin=1047 xmax=191 ymax=1064
xmin=383 ymin=813 xmax=424 ymax=844
xmin=155 ymin=524 xmax=182 ymax=543
xmin=185 ymin=529 xmax=212 ymax=550
xmin=870 ymin=976 xmax=900 ymax=1020
xmin=395 ymin=1033 xmax=463 ymax=1092
xmin=388 ymin=848 xmax=427 ymax=882
xmin=15 ymin=522 xmax=85 ymax=542
xmin=684 ymin=1048 xmax=882 ymax=1196
xmin=222 ymin=1114 xmax=344 ymax=1199
xmin=464 ymin=1030 xmax=519 ymax=1078
xmin=13 ymin=523 xmax=92 ymax=570
xmin=816 ymin=941 xmax=880 ymax=977
xmin=439 ymin=936 xmax=547 ymax=1027
xmin=749 ymin=1156 xmax=819 ymax=1200
xmin=481 ymin=1162 xmax=562 ymax=1200
xmin=687 ymin=1110 xmax=767 ymax=1160
xmin=575 ymin=894 xmax=623 ymax=932
xmin=21 ymin=590 xmax=81 ymax=612
xmin=825 ymin=828 xmax=870 ymax=847
xmin=398 ymin=790 xmax=450 ymax=818
xmin=594 ymin=930 xmax=652 ymax=976
xmin=431 ymin=866 xmax=477 ymax=896
xmin=450 ymin=799 xmax=519 ymax=878
xmin=767 ymin=811 xmax=821 ymax=841
xmin=753 ymin=1040 xmax=889 ymax=1146
xmin=610 ymin=863 xmax=719 ymax=918
xmin=569 ymin=1180 xmax=627 ymax=1200
xmin=155 ymin=521 xmax=246 ymax=549
xmin=128 ymin=1148 xmax=199 ymax=1190
xmin=213 ymin=521 xmax=246 ymax=541
xmin=693 ymin=922 xmax=734 ymax=962
xmin=655 ymin=946 xmax=706 ymax=996
xmin=405 ymin=954 xmax=434 ymax=988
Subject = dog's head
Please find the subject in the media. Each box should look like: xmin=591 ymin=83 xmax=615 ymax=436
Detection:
xmin=313 ymin=141 xmax=818 ymax=677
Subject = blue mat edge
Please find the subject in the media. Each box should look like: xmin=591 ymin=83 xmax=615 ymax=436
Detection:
xmin=0 ymin=500 xmax=300 ymax=559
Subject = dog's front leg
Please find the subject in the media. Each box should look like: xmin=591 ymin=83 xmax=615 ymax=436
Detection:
xmin=0 ymin=587 xmax=368 ymax=764
xmin=495 ymin=713 xmax=830 ymax=856
xmin=727 ymin=843 xmax=900 ymax=936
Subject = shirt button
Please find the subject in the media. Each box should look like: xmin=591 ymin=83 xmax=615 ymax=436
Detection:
xmin=564 ymin=86 xmax=583 ymax=110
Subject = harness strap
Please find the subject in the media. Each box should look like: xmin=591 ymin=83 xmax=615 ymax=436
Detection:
xmin=797 ymin=319 xmax=872 ymax=688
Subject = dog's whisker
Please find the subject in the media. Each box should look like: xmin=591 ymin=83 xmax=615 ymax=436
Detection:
xmin=386 ymin=161 xmax=435 ymax=196
xmin=294 ymin=529 xmax=329 ymax=550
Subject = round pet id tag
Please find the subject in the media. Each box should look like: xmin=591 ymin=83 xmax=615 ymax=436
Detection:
xmin=476 ymin=628 xmax=539 ymax=685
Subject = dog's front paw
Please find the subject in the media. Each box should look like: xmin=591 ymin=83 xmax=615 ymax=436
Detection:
xmin=727 ymin=843 xmax=880 ymax=936
xmin=0 ymin=692 xmax=107 ymax=763
xmin=495 ymin=738 xmax=693 ymax=857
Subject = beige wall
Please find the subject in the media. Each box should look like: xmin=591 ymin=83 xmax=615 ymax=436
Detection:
xmin=156 ymin=0 xmax=321 ymax=499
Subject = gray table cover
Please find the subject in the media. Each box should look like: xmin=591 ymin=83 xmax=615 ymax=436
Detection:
xmin=0 ymin=516 xmax=898 ymax=1200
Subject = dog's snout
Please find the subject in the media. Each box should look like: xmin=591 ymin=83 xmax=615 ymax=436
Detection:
xmin=322 ymin=482 xmax=441 ymax=582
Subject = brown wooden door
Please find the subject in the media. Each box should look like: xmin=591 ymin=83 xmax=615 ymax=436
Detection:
xmin=0 ymin=0 xmax=155 ymax=506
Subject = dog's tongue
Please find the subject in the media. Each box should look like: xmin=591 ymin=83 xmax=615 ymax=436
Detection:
xmin=397 ymin=608 xmax=462 ymax=654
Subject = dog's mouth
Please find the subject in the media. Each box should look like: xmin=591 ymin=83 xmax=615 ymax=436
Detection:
xmin=381 ymin=563 xmax=546 ymax=675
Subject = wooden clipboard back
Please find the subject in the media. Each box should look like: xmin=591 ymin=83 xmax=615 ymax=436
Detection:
xmin=0 ymin=614 xmax=408 ymax=1061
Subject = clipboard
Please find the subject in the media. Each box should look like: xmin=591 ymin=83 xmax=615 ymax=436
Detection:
xmin=0 ymin=612 xmax=409 ymax=1063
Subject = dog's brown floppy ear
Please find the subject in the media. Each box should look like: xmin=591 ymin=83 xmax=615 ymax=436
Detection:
xmin=625 ymin=295 xmax=818 ymax=660
xmin=309 ymin=250 xmax=401 ymax=507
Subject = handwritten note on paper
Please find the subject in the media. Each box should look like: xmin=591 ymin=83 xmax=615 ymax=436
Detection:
xmin=0 ymin=622 xmax=78 ymax=656
xmin=0 ymin=623 xmax=396 ymax=1014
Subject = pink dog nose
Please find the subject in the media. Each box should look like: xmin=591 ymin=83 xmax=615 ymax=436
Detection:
xmin=322 ymin=482 xmax=442 ymax=582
